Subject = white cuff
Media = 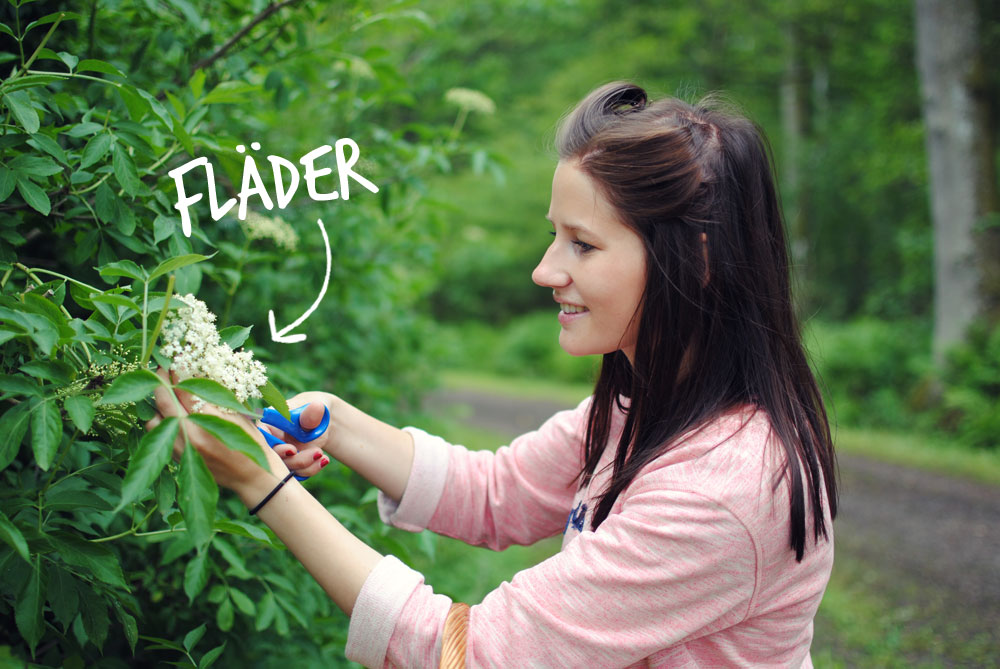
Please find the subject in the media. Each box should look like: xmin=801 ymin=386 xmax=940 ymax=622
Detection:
xmin=377 ymin=426 xmax=450 ymax=532
xmin=345 ymin=555 xmax=424 ymax=668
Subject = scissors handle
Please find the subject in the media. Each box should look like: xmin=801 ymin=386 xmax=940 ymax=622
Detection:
xmin=257 ymin=405 xmax=330 ymax=482
xmin=261 ymin=404 xmax=330 ymax=443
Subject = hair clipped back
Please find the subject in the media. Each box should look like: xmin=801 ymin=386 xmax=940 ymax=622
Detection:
xmin=559 ymin=82 xmax=837 ymax=561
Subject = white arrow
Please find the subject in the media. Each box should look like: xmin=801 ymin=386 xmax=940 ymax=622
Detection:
xmin=269 ymin=218 xmax=331 ymax=344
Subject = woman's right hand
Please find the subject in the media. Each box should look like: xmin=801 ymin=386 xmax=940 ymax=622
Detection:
xmin=261 ymin=391 xmax=337 ymax=478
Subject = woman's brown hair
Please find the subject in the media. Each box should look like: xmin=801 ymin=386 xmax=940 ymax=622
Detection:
xmin=558 ymin=82 xmax=837 ymax=560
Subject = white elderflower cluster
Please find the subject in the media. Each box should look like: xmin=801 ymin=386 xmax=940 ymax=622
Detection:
xmin=444 ymin=87 xmax=496 ymax=115
xmin=160 ymin=294 xmax=267 ymax=407
xmin=241 ymin=211 xmax=299 ymax=251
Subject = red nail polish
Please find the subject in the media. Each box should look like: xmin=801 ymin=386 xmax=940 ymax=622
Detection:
xmin=313 ymin=451 xmax=322 ymax=461
xmin=320 ymin=457 xmax=329 ymax=468
xmin=285 ymin=450 xmax=295 ymax=457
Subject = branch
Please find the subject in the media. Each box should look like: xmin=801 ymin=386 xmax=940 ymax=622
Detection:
xmin=189 ymin=0 xmax=301 ymax=74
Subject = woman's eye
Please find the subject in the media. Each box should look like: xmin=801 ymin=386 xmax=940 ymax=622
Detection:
xmin=573 ymin=240 xmax=595 ymax=253
xmin=548 ymin=230 xmax=556 ymax=237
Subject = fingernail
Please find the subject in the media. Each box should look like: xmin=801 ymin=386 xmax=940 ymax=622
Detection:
xmin=285 ymin=450 xmax=295 ymax=457
xmin=320 ymin=457 xmax=329 ymax=468
xmin=313 ymin=452 xmax=322 ymax=461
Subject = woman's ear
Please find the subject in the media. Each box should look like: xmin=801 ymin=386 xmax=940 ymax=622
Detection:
xmin=700 ymin=232 xmax=710 ymax=287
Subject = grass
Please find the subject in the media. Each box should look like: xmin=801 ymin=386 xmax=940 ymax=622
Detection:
xmin=813 ymin=551 xmax=997 ymax=668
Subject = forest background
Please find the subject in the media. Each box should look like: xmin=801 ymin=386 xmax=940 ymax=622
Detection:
xmin=0 ymin=0 xmax=997 ymax=667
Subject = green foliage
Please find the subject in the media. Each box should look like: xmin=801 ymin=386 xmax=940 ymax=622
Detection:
xmin=434 ymin=311 xmax=598 ymax=384
xmin=804 ymin=318 xmax=931 ymax=429
xmin=0 ymin=2 xmax=482 ymax=666
xmin=936 ymin=322 xmax=1000 ymax=449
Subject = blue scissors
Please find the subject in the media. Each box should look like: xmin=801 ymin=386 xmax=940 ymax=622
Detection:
xmin=257 ymin=404 xmax=331 ymax=481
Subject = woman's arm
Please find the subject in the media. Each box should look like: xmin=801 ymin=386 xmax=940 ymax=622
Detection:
xmin=149 ymin=372 xmax=384 ymax=615
xmin=262 ymin=391 xmax=415 ymax=502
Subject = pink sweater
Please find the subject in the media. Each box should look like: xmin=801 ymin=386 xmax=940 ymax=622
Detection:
xmin=345 ymin=398 xmax=834 ymax=668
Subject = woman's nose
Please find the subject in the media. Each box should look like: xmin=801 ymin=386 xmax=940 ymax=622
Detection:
xmin=531 ymin=244 xmax=569 ymax=288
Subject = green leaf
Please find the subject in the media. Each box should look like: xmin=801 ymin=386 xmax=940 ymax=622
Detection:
xmin=175 ymin=378 xmax=249 ymax=415
xmin=46 ymin=566 xmax=80 ymax=631
xmin=186 ymin=414 xmax=268 ymax=469
xmin=31 ymin=397 xmax=62 ymax=470
xmin=260 ymin=380 xmax=291 ymax=422
xmin=172 ymin=114 xmax=195 ymax=156
xmin=97 ymin=368 xmax=162 ymax=405
xmin=118 ymin=416 xmax=178 ymax=510
xmin=24 ymin=11 xmax=84 ymax=35
xmin=0 ymin=23 xmax=13 ymax=38
xmin=63 ymin=395 xmax=94 ymax=434
xmin=200 ymin=81 xmax=260 ymax=106
xmin=0 ymin=373 xmax=41 ymax=396
xmin=112 ymin=143 xmax=140 ymax=196
xmin=178 ymin=445 xmax=218 ymax=549
xmin=80 ymin=133 xmax=112 ymax=169
xmin=20 ymin=359 xmax=72 ymax=385
xmin=0 ymin=510 xmax=29 ymax=562
xmin=80 ymin=588 xmax=110 ymax=651
xmin=229 ymin=587 xmax=256 ymax=616
xmin=56 ymin=50 xmax=78 ymax=71
xmin=0 ymin=165 xmax=16 ymax=202
xmin=27 ymin=133 xmax=69 ymax=165
xmin=0 ymin=402 xmax=31 ymax=470
xmin=118 ymin=85 xmax=151 ymax=122
xmin=89 ymin=291 xmax=140 ymax=315
xmin=16 ymin=178 xmax=50 ymax=215
xmin=189 ymin=69 xmax=206 ymax=99
xmin=98 ymin=259 xmax=145 ymax=282
xmin=15 ymin=558 xmax=43 ymax=656
xmin=211 ymin=535 xmax=252 ymax=579
xmin=184 ymin=623 xmax=207 ymax=654
xmin=215 ymin=596 xmax=234 ymax=632
xmin=255 ymin=591 xmax=277 ymax=631
xmin=77 ymin=58 xmax=125 ymax=77
xmin=154 ymin=467 xmax=177 ymax=518
xmin=114 ymin=603 xmax=138 ymax=655
xmin=183 ymin=551 xmax=209 ymax=603
xmin=148 ymin=253 xmax=210 ymax=282
xmin=9 ymin=154 xmax=62 ymax=176
xmin=52 ymin=532 xmax=128 ymax=589
xmin=218 ymin=325 xmax=252 ymax=349
xmin=3 ymin=91 xmax=39 ymax=134
xmin=199 ymin=642 xmax=226 ymax=669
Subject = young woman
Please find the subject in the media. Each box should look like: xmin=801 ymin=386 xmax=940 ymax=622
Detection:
xmin=150 ymin=81 xmax=838 ymax=668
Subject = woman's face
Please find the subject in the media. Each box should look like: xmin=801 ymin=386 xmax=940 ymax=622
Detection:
xmin=532 ymin=160 xmax=647 ymax=364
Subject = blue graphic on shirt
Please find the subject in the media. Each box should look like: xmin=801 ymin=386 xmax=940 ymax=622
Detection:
xmin=564 ymin=501 xmax=588 ymax=534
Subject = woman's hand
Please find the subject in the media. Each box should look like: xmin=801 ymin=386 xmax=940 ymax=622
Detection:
xmin=146 ymin=368 xmax=286 ymax=504
xmin=262 ymin=391 xmax=336 ymax=478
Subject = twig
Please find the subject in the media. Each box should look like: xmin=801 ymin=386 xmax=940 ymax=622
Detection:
xmin=189 ymin=0 xmax=301 ymax=74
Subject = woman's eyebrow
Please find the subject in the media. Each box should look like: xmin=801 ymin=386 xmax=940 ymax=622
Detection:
xmin=545 ymin=216 xmax=591 ymax=235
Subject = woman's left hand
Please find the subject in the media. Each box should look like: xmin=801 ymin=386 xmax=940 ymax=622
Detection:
xmin=146 ymin=367 xmax=286 ymax=501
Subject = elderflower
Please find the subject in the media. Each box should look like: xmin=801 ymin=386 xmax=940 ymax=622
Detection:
xmin=241 ymin=212 xmax=299 ymax=252
xmin=444 ymin=87 xmax=496 ymax=115
xmin=160 ymin=294 xmax=267 ymax=407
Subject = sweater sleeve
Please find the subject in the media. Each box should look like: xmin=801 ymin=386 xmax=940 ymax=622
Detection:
xmin=347 ymin=480 xmax=759 ymax=668
xmin=378 ymin=397 xmax=591 ymax=550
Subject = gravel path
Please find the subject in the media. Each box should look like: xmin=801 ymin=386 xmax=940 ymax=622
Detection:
xmin=425 ymin=388 xmax=1000 ymax=658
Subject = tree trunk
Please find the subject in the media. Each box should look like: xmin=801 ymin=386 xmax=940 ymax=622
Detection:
xmin=781 ymin=21 xmax=808 ymax=303
xmin=914 ymin=0 xmax=998 ymax=362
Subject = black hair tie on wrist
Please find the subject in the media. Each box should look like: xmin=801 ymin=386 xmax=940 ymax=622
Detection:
xmin=249 ymin=471 xmax=296 ymax=515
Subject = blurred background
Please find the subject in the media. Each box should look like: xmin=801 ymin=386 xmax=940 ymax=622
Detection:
xmin=1 ymin=0 xmax=997 ymax=666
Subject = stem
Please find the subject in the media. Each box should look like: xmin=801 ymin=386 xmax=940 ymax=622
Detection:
xmin=13 ymin=14 xmax=65 ymax=79
xmin=220 ymin=238 xmax=250 ymax=327
xmin=141 ymin=279 xmax=149 ymax=367
xmin=13 ymin=264 xmax=100 ymax=292
xmin=450 ymin=108 xmax=468 ymax=141
xmin=141 ymin=274 xmax=175 ymax=367
xmin=90 ymin=506 xmax=157 ymax=543
xmin=14 ymin=263 xmax=95 ymax=363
